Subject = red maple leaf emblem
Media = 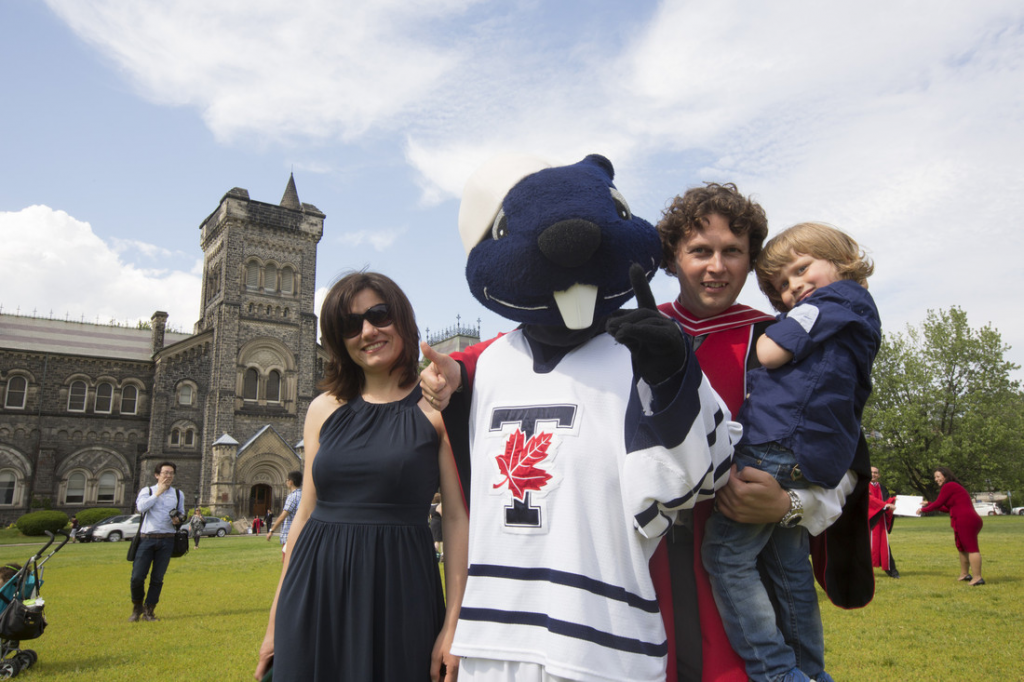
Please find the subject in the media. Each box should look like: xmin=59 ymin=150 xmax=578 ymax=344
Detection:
xmin=493 ymin=429 xmax=553 ymax=501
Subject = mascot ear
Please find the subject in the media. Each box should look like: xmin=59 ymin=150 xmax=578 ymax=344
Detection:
xmin=581 ymin=154 xmax=614 ymax=180
xmin=458 ymin=153 xmax=553 ymax=256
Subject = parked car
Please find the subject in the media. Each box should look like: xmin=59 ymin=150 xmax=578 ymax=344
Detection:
xmin=1011 ymin=506 xmax=1024 ymax=516
xmin=973 ymin=502 xmax=1002 ymax=516
xmin=78 ymin=514 xmax=141 ymax=542
xmin=189 ymin=516 xmax=232 ymax=537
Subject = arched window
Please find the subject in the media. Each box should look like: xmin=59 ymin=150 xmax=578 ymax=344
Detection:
xmin=265 ymin=263 xmax=278 ymax=292
xmin=0 ymin=471 xmax=16 ymax=505
xmin=170 ymin=429 xmax=180 ymax=446
xmin=281 ymin=267 xmax=295 ymax=295
xmin=243 ymin=368 xmax=259 ymax=401
xmin=65 ymin=472 xmax=86 ymax=504
xmin=184 ymin=429 xmax=195 ymax=447
xmin=95 ymin=382 xmax=114 ymax=413
xmin=246 ymin=261 xmax=260 ymax=289
xmin=121 ymin=385 xmax=138 ymax=415
xmin=97 ymin=471 xmax=117 ymax=503
xmin=178 ymin=384 xmax=193 ymax=406
xmin=266 ymin=370 xmax=281 ymax=403
xmin=68 ymin=381 xmax=87 ymax=412
xmin=4 ymin=376 xmax=27 ymax=409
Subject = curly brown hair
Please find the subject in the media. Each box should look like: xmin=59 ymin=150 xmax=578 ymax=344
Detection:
xmin=656 ymin=182 xmax=769 ymax=272
xmin=318 ymin=271 xmax=420 ymax=401
xmin=756 ymin=222 xmax=874 ymax=312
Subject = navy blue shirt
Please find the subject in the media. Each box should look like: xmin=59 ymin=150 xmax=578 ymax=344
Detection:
xmin=737 ymin=279 xmax=880 ymax=487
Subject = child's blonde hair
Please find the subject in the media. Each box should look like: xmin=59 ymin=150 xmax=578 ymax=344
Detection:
xmin=756 ymin=222 xmax=873 ymax=312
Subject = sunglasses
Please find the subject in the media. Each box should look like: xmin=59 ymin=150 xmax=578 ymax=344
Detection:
xmin=341 ymin=303 xmax=394 ymax=338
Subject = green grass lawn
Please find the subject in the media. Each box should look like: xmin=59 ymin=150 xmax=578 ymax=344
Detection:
xmin=0 ymin=516 xmax=1020 ymax=681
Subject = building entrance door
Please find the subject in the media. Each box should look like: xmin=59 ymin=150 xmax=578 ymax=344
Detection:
xmin=249 ymin=484 xmax=272 ymax=518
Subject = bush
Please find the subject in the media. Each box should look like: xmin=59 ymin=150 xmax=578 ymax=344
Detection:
xmin=75 ymin=508 xmax=123 ymax=526
xmin=16 ymin=510 xmax=70 ymax=536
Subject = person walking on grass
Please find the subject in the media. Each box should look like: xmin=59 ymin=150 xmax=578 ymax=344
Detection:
xmin=130 ymin=461 xmax=185 ymax=622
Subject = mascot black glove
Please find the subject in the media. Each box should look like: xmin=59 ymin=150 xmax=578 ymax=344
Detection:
xmin=606 ymin=263 xmax=690 ymax=386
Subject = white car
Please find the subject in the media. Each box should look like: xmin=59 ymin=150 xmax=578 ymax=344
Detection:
xmin=79 ymin=514 xmax=141 ymax=542
xmin=973 ymin=502 xmax=1002 ymax=516
xmin=1012 ymin=506 xmax=1024 ymax=516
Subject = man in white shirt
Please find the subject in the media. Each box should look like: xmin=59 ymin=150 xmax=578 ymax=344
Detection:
xmin=129 ymin=461 xmax=185 ymax=622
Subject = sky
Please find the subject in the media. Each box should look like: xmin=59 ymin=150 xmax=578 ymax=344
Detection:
xmin=2 ymin=0 xmax=1023 ymax=377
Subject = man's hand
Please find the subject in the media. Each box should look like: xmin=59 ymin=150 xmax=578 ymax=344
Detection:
xmin=605 ymin=263 xmax=689 ymax=386
xmin=716 ymin=465 xmax=792 ymax=524
xmin=420 ymin=342 xmax=461 ymax=410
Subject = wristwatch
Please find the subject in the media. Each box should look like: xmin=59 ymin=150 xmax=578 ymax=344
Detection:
xmin=779 ymin=489 xmax=804 ymax=528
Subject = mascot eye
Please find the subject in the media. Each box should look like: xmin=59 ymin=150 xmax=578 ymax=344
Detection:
xmin=610 ymin=188 xmax=631 ymax=220
xmin=491 ymin=208 xmax=509 ymax=240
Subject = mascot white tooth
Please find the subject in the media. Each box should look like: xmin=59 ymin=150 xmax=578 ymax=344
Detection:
xmin=436 ymin=154 xmax=738 ymax=682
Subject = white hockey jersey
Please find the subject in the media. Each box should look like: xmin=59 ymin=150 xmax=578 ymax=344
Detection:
xmin=450 ymin=330 xmax=737 ymax=682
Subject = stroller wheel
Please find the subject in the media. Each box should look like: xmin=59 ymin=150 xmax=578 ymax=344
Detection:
xmin=23 ymin=652 xmax=36 ymax=667
xmin=13 ymin=653 xmax=31 ymax=670
xmin=0 ymin=658 xmax=20 ymax=678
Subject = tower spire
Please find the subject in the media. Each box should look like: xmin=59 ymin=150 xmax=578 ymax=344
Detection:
xmin=281 ymin=173 xmax=301 ymax=209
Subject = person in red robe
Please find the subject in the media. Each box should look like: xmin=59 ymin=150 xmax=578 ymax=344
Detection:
xmin=867 ymin=467 xmax=899 ymax=578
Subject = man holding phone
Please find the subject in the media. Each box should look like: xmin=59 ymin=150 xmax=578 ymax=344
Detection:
xmin=129 ymin=461 xmax=185 ymax=622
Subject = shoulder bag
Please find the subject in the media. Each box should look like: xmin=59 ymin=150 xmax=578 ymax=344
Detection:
xmin=171 ymin=489 xmax=190 ymax=558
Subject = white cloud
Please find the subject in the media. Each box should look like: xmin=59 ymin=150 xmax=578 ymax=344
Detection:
xmin=0 ymin=206 xmax=201 ymax=331
xmin=46 ymin=0 xmax=480 ymax=143
xmin=337 ymin=229 xmax=403 ymax=252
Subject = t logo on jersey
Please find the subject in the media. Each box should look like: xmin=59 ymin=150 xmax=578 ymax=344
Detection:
xmin=488 ymin=405 xmax=578 ymax=531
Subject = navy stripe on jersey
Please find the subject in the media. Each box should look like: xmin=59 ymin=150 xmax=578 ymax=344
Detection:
xmin=459 ymin=607 xmax=668 ymax=658
xmin=468 ymin=564 xmax=659 ymax=613
xmin=706 ymin=407 xmax=724 ymax=448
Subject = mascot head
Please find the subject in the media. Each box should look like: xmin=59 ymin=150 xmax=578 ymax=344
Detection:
xmin=459 ymin=154 xmax=660 ymax=330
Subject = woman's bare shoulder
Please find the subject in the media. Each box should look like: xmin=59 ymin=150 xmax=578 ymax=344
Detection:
xmin=307 ymin=392 xmax=346 ymax=425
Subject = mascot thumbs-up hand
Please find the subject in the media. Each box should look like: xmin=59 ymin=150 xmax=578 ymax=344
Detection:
xmin=606 ymin=263 xmax=690 ymax=386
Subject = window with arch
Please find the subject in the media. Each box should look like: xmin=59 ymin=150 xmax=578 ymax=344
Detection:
xmin=65 ymin=472 xmax=86 ymax=504
xmin=266 ymin=370 xmax=281 ymax=403
xmin=170 ymin=428 xmax=181 ymax=446
xmin=265 ymin=263 xmax=278 ymax=292
xmin=178 ymin=384 xmax=194 ymax=406
xmin=0 ymin=471 xmax=16 ymax=505
xmin=243 ymin=368 xmax=259 ymax=401
xmin=281 ymin=267 xmax=295 ymax=294
xmin=68 ymin=381 xmax=87 ymax=412
xmin=246 ymin=261 xmax=260 ymax=289
xmin=95 ymin=382 xmax=114 ymax=413
xmin=121 ymin=385 xmax=139 ymax=415
xmin=4 ymin=376 xmax=27 ymax=409
xmin=97 ymin=471 xmax=117 ymax=504
xmin=184 ymin=429 xmax=196 ymax=447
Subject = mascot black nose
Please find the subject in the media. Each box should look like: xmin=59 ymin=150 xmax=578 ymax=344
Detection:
xmin=537 ymin=219 xmax=602 ymax=268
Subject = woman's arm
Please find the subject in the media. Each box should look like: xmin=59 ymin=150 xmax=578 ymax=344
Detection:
xmin=919 ymin=483 xmax=952 ymax=515
xmin=254 ymin=393 xmax=336 ymax=680
xmin=428 ymin=409 xmax=468 ymax=682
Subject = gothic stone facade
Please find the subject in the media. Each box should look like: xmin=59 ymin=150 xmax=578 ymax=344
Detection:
xmin=0 ymin=178 xmax=327 ymax=523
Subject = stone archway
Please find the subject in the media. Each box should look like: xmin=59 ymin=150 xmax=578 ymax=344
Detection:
xmin=249 ymin=483 xmax=272 ymax=518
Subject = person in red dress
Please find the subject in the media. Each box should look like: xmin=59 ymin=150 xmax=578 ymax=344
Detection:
xmin=918 ymin=466 xmax=984 ymax=585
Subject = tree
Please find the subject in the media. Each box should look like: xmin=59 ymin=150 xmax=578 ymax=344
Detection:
xmin=863 ymin=306 xmax=1024 ymax=498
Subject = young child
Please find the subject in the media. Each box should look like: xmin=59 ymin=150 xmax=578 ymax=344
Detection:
xmin=702 ymin=222 xmax=881 ymax=682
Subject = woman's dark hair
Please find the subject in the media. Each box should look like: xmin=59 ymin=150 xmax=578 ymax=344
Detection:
xmin=934 ymin=466 xmax=959 ymax=485
xmin=318 ymin=271 xmax=420 ymax=401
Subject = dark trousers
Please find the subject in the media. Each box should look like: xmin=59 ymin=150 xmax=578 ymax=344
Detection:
xmin=130 ymin=537 xmax=174 ymax=605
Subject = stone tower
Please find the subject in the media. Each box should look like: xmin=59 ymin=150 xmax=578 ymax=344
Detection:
xmin=145 ymin=176 xmax=324 ymax=515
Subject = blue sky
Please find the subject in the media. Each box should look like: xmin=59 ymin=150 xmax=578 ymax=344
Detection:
xmin=2 ymin=1 xmax=1023 ymax=377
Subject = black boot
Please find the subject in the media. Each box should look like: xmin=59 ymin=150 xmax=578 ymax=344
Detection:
xmin=142 ymin=604 xmax=159 ymax=622
xmin=128 ymin=601 xmax=144 ymax=622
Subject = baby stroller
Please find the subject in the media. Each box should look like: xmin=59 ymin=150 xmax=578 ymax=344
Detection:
xmin=0 ymin=530 xmax=70 ymax=679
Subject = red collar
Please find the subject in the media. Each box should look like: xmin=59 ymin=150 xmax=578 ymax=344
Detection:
xmin=667 ymin=301 xmax=774 ymax=336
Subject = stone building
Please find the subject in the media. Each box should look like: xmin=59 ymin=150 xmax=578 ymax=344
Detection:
xmin=0 ymin=176 xmax=327 ymax=523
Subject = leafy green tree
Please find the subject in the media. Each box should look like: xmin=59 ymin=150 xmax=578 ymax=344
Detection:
xmin=863 ymin=306 xmax=1023 ymax=498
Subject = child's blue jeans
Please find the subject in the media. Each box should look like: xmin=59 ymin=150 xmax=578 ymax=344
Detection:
xmin=702 ymin=442 xmax=829 ymax=682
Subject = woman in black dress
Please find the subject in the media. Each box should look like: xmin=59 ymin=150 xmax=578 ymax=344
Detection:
xmin=255 ymin=272 xmax=468 ymax=682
